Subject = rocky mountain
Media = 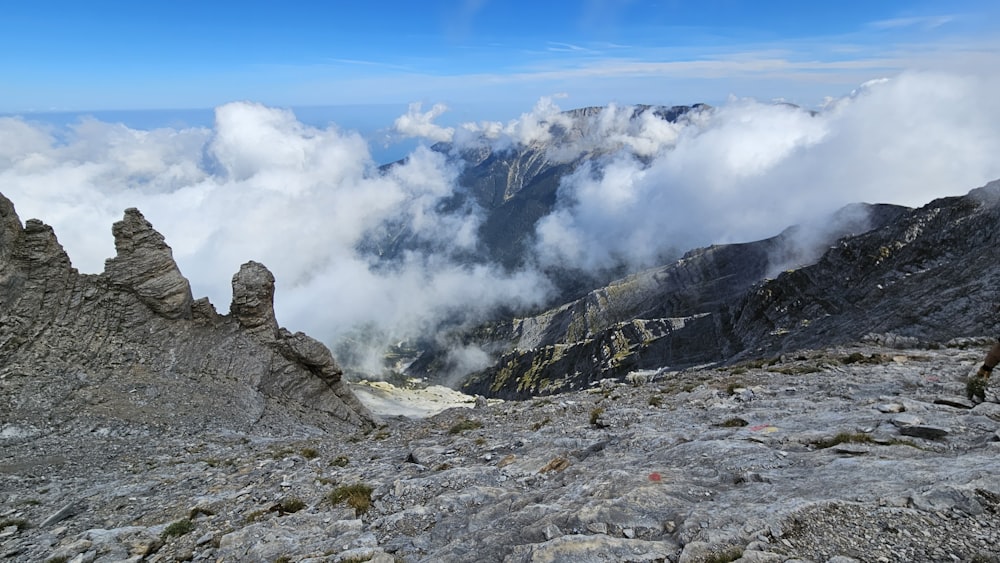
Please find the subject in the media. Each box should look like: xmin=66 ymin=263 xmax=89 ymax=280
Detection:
xmin=5 ymin=123 xmax=1000 ymax=561
xmin=0 ymin=192 xmax=375 ymax=435
xmin=462 ymin=181 xmax=1000 ymax=399
xmin=367 ymin=104 xmax=707 ymax=277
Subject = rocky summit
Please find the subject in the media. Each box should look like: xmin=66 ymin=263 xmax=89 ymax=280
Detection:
xmin=3 ymin=179 xmax=1000 ymax=563
xmin=0 ymin=192 xmax=374 ymax=436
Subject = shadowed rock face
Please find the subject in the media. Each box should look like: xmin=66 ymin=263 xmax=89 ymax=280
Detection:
xmin=0 ymin=192 xmax=374 ymax=435
xmin=465 ymin=181 xmax=1000 ymax=399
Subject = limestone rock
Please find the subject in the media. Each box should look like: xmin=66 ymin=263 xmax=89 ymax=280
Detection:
xmin=104 ymin=208 xmax=193 ymax=320
xmin=0 ymin=192 xmax=374 ymax=434
xmin=231 ymin=260 xmax=278 ymax=333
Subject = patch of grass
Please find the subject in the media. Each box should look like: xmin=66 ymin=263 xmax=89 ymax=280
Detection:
xmin=842 ymin=352 xmax=888 ymax=365
xmin=702 ymin=547 xmax=744 ymax=563
xmin=811 ymin=431 xmax=874 ymax=449
xmin=718 ymin=417 xmax=749 ymax=428
xmin=589 ymin=407 xmax=606 ymax=428
xmin=967 ymin=376 xmax=989 ymax=402
xmin=448 ymin=419 xmax=483 ymax=435
xmin=771 ymin=364 xmax=822 ymax=375
xmin=245 ymin=509 xmax=268 ymax=523
xmin=274 ymin=556 xmax=293 ymax=563
xmin=724 ymin=380 xmax=745 ymax=395
xmin=648 ymin=395 xmax=663 ymax=407
xmin=373 ymin=430 xmax=390 ymax=440
xmin=161 ymin=518 xmax=194 ymax=539
xmin=474 ymin=437 xmax=487 ymax=446
xmin=280 ymin=497 xmax=305 ymax=514
xmin=45 ymin=557 xmax=70 ymax=563
xmin=532 ymin=417 xmax=552 ymax=431
xmin=330 ymin=455 xmax=350 ymax=467
xmin=0 ymin=518 xmax=29 ymax=530
xmin=300 ymin=447 xmax=319 ymax=459
xmin=329 ymin=483 xmax=374 ymax=516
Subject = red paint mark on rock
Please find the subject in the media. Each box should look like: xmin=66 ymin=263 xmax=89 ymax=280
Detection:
xmin=648 ymin=472 xmax=662 ymax=482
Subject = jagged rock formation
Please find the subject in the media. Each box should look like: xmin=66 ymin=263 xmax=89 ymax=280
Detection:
xmin=0 ymin=192 xmax=374 ymax=435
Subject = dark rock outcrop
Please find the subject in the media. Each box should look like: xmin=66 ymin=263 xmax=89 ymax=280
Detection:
xmin=0 ymin=192 xmax=374 ymax=434
xmin=464 ymin=203 xmax=910 ymax=399
xmin=466 ymin=180 xmax=1000 ymax=399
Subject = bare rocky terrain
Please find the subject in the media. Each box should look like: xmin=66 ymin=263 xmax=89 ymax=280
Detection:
xmin=3 ymin=341 xmax=1000 ymax=562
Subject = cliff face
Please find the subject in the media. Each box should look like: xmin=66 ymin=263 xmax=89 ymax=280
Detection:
xmin=0 ymin=192 xmax=374 ymax=435
xmin=464 ymin=182 xmax=1000 ymax=399
xmin=730 ymin=180 xmax=1000 ymax=356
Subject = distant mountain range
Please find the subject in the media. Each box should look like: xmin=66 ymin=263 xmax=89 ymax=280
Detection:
xmin=361 ymin=104 xmax=1000 ymax=398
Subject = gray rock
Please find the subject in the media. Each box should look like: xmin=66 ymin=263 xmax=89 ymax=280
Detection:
xmin=40 ymin=502 xmax=82 ymax=527
xmin=889 ymin=413 xmax=922 ymax=427
xmin=505 ymin=534 xmax=678 ymax=563
xmin=104 ymin=208 xmax=193 ymax=320
xmin=0 ymin=193 xmax=374 ymax=433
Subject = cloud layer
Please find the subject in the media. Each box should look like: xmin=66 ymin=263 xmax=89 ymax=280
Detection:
xmin=2 ymin=71 xmax=999 ymax=377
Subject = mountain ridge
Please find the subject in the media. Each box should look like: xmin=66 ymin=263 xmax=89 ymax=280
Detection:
xmin=461 ymin=181 xmax=1000 ymax=398
xmin=0 ymin=192 xmax=375 ymax=435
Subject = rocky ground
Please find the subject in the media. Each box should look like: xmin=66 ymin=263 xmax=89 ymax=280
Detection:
xmin=4 ymin=340 xmax=1000 ymax=563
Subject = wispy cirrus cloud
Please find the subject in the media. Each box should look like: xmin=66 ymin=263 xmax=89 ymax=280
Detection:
xmin=868 ymin=15 xmax=956 ymax=30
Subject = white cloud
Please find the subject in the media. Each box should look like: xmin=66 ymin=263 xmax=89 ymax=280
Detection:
xmin=0 ymin=102 xmax=551 ymax=376
xmin=392 ymin=102 xmax=455 ymax=143
xmin=534 ymin=71 xmax=1000 ymax=272
xmin=3 ymin=71 xmax=1000 ymax=379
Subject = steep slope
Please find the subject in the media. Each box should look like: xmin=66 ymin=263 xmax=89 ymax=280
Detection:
xmin=463 ymin=202 xmax=910 ymax=398
xmin=464 ymin=180 xmax=1000 ymax=399
xmin=0 ymin=192 xmax=375 ymax=435
xmin=731 ymin=179 xmax=1000 ymax=356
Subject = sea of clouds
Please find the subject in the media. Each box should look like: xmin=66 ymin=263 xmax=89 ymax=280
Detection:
xmin=2 ymin=71 xmax=999 ymax=377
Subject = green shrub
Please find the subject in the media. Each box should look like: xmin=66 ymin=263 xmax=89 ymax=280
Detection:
xmin=330 ymin=455 xmax=350 ymax=467
xmin=811 ymin=431 xmax=873 ymax=449
xmin=280 ymin=497 xmax=305 ymax=514
xmin=161 ymin=519 xmax=194 ymax=538
xmin=648 ymin=395 xmax=663 ymax=407
xmin=718 ymin=417 xmax=748 ymax=428
xmin=329 ymin=483 xmax=374 ymax=515
xmin=448 ymin=419 xmax=483 ymax=435
xmin=589 ymin=407 xmax=606 ymax=427
xmin=531 ymin=417 xmax=551 ymax=431
xmin=300 ymin=447 xmax=319 ymax=459
xmin=0 ymin=518 xmax=28 ymax=530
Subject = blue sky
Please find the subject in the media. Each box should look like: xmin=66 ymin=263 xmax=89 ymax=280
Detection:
xmin=2 ymin=0 xmax=999 ymax=115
